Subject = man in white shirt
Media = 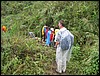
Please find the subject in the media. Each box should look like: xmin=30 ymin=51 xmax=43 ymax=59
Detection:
xmin=55 ymin=20 xmax=74 ymax=73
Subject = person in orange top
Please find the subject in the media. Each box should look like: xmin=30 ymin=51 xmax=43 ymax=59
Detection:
xmin=2 ymin=26 xmax=7 ymax=32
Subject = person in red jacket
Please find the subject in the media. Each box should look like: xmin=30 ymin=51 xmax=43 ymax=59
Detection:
xmin=50 ymin=27 xmax=55 ymax=47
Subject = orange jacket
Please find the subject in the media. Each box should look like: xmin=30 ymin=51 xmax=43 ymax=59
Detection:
xmin=2 ymin=26 xmax=7 ymax=32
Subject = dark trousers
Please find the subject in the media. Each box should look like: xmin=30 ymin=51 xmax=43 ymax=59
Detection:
xmin=43 ymin=32 xmax=45 ymax=41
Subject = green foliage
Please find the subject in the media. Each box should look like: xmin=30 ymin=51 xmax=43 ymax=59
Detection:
xmin=1 ymin=1 xmax=99 ymax=75
xmin=82 ymin=40 xmax=99 ymax=75
xmin=82 ymin=50 xmax=99 ymax=75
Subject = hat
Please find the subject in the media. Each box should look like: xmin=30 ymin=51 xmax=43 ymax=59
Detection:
xmin=51 ymin=28 xmax=54 ymax=31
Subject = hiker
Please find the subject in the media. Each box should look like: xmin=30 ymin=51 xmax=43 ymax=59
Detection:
xmin=50 ymin=27 xmax=55 ymax=47
xmin=55 ymin=20 xmax=74 ymax=73
xmin=55 ymin=26 xmax=59 ymax=36
xmin=45 ymin=26 xmax=49 ymax=41
xmin=28 ymin=32 xmax=35 ymax=38
xmin=46 ymin=27 xmax=51 ymax=46
xmin=54 ymin=26 xmax=59 ymax=47
xmin=2 ymin=25 xmax=7 ymax=32
xmin=42 ymin=25 xmax=47 ymax=42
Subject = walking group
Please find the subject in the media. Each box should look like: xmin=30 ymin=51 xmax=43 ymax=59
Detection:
xmin=42 ymin=25 xmax=59 ymax=47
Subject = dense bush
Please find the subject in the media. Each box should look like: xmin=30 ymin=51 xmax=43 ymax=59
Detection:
xmin=1 ymin=1 xmax=99 ymax=75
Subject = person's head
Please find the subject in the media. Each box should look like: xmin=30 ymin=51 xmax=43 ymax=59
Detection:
xmin=46 ymin=26 xmax=48 ymax=29
xmin=58 ymin=20 xmax=65 ymax=29
xmin=51 ymin=27 xmax=54 ymax=32
xmin=44 ymin=25 xmax=47 ymax=27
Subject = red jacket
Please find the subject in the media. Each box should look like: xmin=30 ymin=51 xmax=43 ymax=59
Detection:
xmin=50 ymin=31 xmax=54 ymax=41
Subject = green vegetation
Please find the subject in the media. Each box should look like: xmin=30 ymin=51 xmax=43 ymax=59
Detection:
xmin=1 ymin=1 xmax=99 ymax=75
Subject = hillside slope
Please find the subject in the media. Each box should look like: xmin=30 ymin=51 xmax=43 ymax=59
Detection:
xmin=1 ymin=1 xmax=99 ymax=75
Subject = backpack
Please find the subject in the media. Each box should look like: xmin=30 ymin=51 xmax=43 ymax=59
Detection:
xmin=29 ymin=32 xmax=35 ymax=38
xmin=59 ymin=29 xmax=74 ymax=50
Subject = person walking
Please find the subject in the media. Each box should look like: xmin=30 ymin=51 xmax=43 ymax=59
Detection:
xmin=55 ymin=20 xmax=74 ymax=73
xmin=50 ymin=27 xmax=55 ymax=47
xmin=42 ymin=25 xmax=47 ymax=42
xmin=2 ymin=25 xmax=7 ymax=32
xmin=46 ymin=27 xmax=51 ymax=46
xmin=54 ymin=26 xmax=59 ymax=47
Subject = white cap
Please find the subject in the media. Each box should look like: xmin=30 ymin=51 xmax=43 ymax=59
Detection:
xmin=51 ymin=28 xmax=54 ymax=31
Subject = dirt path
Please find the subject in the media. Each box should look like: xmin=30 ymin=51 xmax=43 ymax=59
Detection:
xmin=29 ymin=37 xmax=68 ymax=75
xmin=36 ymin=38 xmax=68 ymax=75
xmin=51 ymin=61 xmax=67 ymax=75
xmin=45 ymin=60 xmax=67 ymax=75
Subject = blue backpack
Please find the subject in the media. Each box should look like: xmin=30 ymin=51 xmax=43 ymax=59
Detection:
xmin=59 ymin=29 xmax=74 ymax=50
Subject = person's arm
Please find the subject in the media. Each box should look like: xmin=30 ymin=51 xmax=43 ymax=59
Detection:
xmin=54 ymin=32 xmax=61 ymax=47
xmin=55 ymin=41 xmax=59 ymax=46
